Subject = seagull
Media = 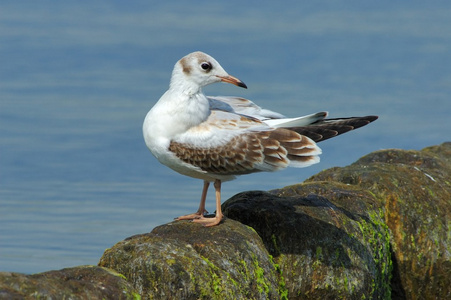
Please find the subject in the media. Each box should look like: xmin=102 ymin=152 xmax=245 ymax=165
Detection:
xmin=143 ymin=51 xmax=377 ymax=227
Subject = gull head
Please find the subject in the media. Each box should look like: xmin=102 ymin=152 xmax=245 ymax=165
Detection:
xmin=169 ymin=51 xmax=247 ymax=93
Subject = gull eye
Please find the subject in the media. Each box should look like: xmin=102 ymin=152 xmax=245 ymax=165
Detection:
xmin=200 ymin=62 xmax=212 ymax=71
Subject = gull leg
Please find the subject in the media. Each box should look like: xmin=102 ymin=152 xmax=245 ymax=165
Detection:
xmin=193 ymin=179 xmax=223 ymax=227
xmin=176 ymin=180 xmax=209 ymax=220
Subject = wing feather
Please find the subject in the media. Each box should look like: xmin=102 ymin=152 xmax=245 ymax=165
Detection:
xmin=170 ymin=111 xmax=321 ymax=175
xmin=169 ymin=100 xmax=377 ymax=176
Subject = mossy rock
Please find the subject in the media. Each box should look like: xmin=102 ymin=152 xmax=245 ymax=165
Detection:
xmin=223 ymin=142 xmax=450 ymax=299
xmin=306 ymin=142 xmax=451 ymax=299
xmin=0 ymin=265 xmax=139 ymax=299
xmin=99 ymin=219 xmax=280 ymax=300
xmin=223 ymin=187 xmax=392 ymax=299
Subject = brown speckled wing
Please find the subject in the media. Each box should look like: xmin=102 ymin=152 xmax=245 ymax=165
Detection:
xmin=169 ymin=128 xmax=320 ymax=175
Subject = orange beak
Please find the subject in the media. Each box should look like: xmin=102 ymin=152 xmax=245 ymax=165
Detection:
xmin=217 ymin=75 xmax=247 ymax=89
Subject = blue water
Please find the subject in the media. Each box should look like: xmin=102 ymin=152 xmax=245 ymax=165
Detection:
xmin=1 ymin=1 xmax=450 ymax=274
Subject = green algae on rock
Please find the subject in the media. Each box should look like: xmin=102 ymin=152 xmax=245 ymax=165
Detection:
xmin=305 ymin=142 xmax=451 ymax=299
xmin=223 ymin=187 xmax=392 ymax=299
xmin=99 ymin=219 xmax=280 ymax=299
xmin=96 ymin=142 xmax=449 ymax=299
xmin=223 ymin=142 xmax=450 ymax=299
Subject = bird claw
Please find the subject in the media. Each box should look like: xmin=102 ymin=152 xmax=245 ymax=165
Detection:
xmin=192 ymin=215 xmax=223 ymax=227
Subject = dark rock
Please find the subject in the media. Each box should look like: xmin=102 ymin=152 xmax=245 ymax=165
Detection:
xmin=222 ymin=142 xmax=450 ymax=299
xmin=0 ymin=265 xmax=139 ymax=299
xmin=223 ymin=187 xmax=392 ymax=299
xmin=99 ymin=219 xmax=280 ymax=300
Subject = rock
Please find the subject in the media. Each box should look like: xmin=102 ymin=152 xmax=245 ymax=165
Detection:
xmin=223 ymin=188 xmax=392 ymax=299
xmin=307 ymin=142 xmax=451 ymax=299
xmin=223 ymin=142 xmax=450 ymax=299
xmin=0 ymin=265 xmax=139 ymax=299
xmin=99 ymin=219 xmax=281 ymax=300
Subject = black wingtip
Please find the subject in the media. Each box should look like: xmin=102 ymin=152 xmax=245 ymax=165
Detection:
xmin=292 ymin=115 xmax=379 ymax=143
xmin=366 ymin=115 xmax=378 ymax=122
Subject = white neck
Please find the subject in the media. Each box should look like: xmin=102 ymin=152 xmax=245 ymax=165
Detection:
xmin=143 ymin=86 xmax=210 ymax=145
xmin=169 ymin=64 xmax=202 ymax=96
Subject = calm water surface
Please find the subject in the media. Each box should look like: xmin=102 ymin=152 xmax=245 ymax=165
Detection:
xmin=1 ymin=1 xmax=450 ymax=273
